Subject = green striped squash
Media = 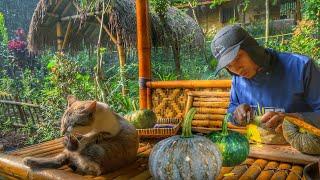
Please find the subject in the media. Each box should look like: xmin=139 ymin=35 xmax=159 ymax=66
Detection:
xmin=207 ymin=114 xmax=249 ymax=167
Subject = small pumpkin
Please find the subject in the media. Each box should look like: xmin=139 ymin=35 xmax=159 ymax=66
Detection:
xmin=207 ymin=114 xmax=249 ymax=167
xmin=124 ymin=109 xmax=157 ymax=129
xmin=283 ymin=120 xmax=320 ymax=155
xmin=149 ymin=108 xmax=222 ymax=180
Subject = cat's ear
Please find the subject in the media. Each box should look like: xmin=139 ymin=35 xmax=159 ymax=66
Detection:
xmin=86 ymin=101 xmax=97 ymax=112
xmin=67 ymin=95 xmax=77 ymax=107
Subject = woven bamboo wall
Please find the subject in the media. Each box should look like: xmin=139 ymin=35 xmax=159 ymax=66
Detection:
xmin=150 ymin=87 xmax=230 ymax=119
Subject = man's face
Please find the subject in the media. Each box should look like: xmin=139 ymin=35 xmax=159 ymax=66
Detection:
xmin=226 ymin=49 xmax=260 ymax=79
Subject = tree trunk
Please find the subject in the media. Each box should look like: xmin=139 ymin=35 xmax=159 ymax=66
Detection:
xmin=95 ymin=1 xmax=107 ymax=103
xmin=295 ymin=0 xmax=302 ymax=21
xmin=116 ymin=32 xmax=127 ymax=96
xmin=171 ymin=40 xmax=182 ymax=79
xmin=265 ymin=0 xmax=270 ymax=44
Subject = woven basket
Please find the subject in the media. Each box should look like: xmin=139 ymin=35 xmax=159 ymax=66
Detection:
xmin=137 ymin=118 xmax=182 ymax=138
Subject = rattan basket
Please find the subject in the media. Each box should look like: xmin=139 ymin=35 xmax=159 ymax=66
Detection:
xmin=137 ymin=118 xmax=182 ymax=138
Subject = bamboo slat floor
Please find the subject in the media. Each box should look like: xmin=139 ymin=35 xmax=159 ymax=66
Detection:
xmin=0 ymin=138 xmax=314 ymax=180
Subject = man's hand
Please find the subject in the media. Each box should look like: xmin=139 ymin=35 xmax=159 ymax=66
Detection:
xmin=233 ymin=104 xmax=252 ymax=126
xmin=261 ymin=111 xmax=285 ymax=133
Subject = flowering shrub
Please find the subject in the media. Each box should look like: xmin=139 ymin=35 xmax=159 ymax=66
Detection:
xmin=8 ymin=28 xmax=27 ymax=53
xmin=8 ymin=39 xmax=27 ymax=52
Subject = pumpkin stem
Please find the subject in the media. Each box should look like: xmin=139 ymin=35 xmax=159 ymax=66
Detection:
xmin=222 ymin=113 xmax=230 ymax=136
xmin=182 ymin=108 xmax=197 ymax=138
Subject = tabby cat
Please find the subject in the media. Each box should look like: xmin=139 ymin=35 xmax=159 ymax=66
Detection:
xmin=23 ymin=95 xmax=139 ymax=176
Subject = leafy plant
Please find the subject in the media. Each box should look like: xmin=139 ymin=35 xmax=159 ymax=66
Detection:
xmin=290 ymin=20 xmax=320 ymax=62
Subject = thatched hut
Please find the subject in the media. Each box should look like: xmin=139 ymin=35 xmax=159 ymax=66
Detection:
xmin=28 ymin=0 xmax=204 ymax=55
xmin=28 ymin=0 xmax=204 ymax=94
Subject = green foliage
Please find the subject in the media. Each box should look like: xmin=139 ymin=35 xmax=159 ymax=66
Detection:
xmin=0 ymin=12 xmax=8 ymax=44
xmin=301 ymin=0 xmax=320 ymax=29
xmin=150 ymin=0 xmax=171 ymax=17
xmin=290 ymin=20 xmax=320 ymax=63
xmin=210 ymin=0 xmax=228 ymax=9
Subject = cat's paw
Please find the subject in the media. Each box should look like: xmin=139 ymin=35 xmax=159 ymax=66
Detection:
xmin=23 ymin=157 xmax=39 ymax=168
xmin=86 ymin=167 xmax=102 ymax=176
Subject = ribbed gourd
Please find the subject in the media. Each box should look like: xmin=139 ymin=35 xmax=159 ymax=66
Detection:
xmin=282 ymin=120 xmax=320 ymax=155
xmin=149 ymin=108 xmax=222 ymax=180
xmin=124 ymin=109 xmax=157 ymax=129
xmin=207 ymin=114 xmax=249 ymax=167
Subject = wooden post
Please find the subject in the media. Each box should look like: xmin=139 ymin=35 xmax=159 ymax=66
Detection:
xmin=56 ymin=20 xmax=63 ymax=52
xmin=265 ymin=0 xmax=269 ymax=44
xmin=136 ymin=0 xmax=151 ymax=109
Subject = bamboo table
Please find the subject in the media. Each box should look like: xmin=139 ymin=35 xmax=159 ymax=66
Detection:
xmin=0 ymin=138 xmax=319 ymax=179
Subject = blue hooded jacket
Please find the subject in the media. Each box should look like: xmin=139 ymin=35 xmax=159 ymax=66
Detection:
xmin=228 ymin=49 xmax=320 ymax=128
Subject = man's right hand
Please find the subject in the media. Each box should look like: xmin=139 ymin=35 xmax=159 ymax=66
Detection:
xmin=233 ymin=104 xmax=252 ymax=126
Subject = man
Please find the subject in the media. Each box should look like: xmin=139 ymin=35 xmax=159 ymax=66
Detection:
xmin=211 ymin=25 xmax=320 ymax=132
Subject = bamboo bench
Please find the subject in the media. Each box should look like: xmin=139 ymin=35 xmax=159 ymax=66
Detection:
xmin=0 ymin=80 xmax=319 ymax=179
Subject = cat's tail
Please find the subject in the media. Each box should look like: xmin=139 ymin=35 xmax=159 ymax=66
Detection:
xmin=23 ymin=152 xmax=68 ymax=169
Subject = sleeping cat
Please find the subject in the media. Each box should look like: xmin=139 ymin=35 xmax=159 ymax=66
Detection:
xmin=23 ymin=95 xmax=139 ymax=176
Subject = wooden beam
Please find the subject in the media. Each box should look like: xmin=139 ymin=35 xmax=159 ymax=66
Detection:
xmin=62 ymin=20 xmax=72 ymax=50
xmin=147 ymin=80 xmax=232 ymax=89
xmin=95 ymin=16 xmax=117 ymax=44
xmin=136 ymin=0 xmax=152 ymax=109
xmin=61 ymin=11 xmax=101 ymax=21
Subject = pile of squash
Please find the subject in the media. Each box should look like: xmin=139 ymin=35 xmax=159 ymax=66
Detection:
xmin=149 ymin=109 xmax=250 ymax=179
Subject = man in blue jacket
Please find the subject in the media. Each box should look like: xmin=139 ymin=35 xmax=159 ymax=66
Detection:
xmin=211 ymin=25 xmax=320 ymax=132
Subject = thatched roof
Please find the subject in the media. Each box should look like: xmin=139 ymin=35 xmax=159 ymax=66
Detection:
xmin=28 ymin=0 xmax=204 ymax=52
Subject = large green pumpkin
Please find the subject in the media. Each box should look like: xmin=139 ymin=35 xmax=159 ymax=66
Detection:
xmin=149 ymin=108 xmax=222 ymax=180
xmin=124 ymin=109 xmax=157 ymax=129
xmin=207 ymin=114 xmax=249 ymax=167
xmin=283 ymin=120 xmax=320 ymax=155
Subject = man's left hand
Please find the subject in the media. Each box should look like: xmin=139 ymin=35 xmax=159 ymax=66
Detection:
xmin=261 ymin=111 xmax=285 ymax=133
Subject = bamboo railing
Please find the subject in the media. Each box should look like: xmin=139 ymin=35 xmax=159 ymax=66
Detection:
xmin=0 ymin=95 xmax=42 ymax=126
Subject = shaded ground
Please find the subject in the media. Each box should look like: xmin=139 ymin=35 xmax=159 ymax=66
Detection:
xmin=0 ymin=131 xmax=28 ymax=152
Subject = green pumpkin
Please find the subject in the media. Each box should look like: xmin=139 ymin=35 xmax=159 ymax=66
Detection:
xmin=283 ymin=120 xmax=320 ymax=155
xmin=207 ymin=114 xmax=249 ymax=167
xmin=124 ymin=109 xmax=157 ymax=129
xmin=149 ymin=108 xmax=222 ymax=179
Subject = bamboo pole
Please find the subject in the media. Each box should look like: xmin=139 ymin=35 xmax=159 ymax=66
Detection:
xmin=116 ymin=31 xmax=127 ymax=96
xmin=62 ymin=20 xmax=72 ymax=50
xmin=147 ymin=80 xmax=232 ymax=89
xmin=189 ymin=91 xmax=230 ymax=97
xmin=56 ymin=20 xmax=63 ymax=52
xmin=61 ymin=11 xmax=102 ymax=21
xmin=193 ymin=102 xmax=229 ymax=108
xmin=256 ymin=161 xmax=279 ymax=180
xmin=95 ymin=16 xmax=117 ymax=44
xmin=136 ymin=0 xmax=151 ymax=109
xmin=239 ymin=159 xmax=268 ymax=179
xmin=147 ymin=88 xmax=152 ymax=109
